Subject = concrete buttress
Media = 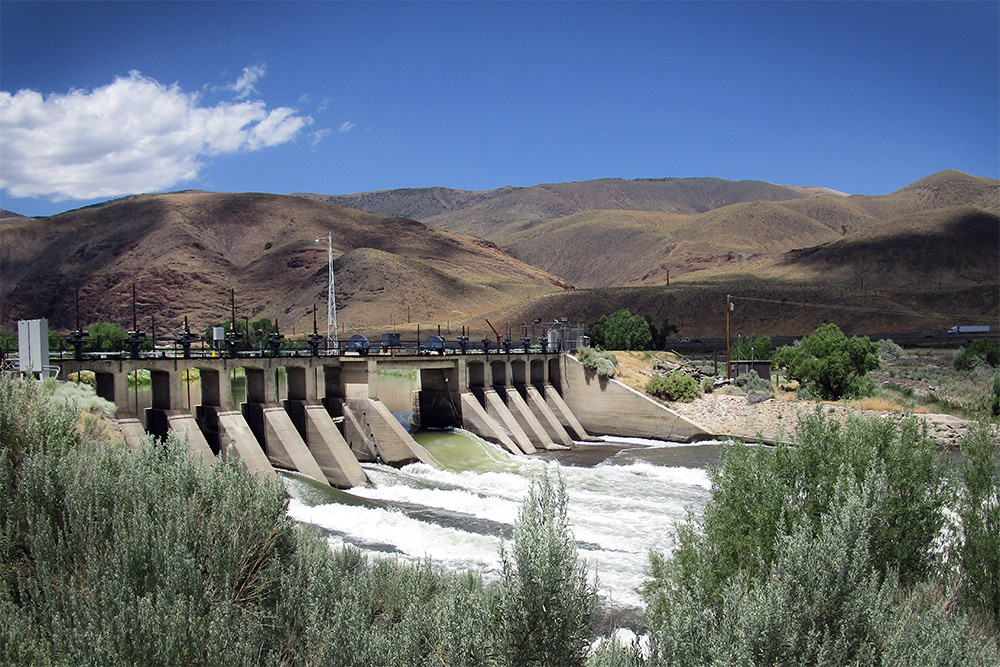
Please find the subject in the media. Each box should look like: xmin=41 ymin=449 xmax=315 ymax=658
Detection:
xmin=346 ymin=398 xmax=435 ymax=467
xmin=525 ymin=385 xmax=574 ymax=447
xmin=459 ymin=392 xmax=523 ymax=455
xmin=543 ymin=383 xmax=595 ymax=441
xmin=303 ymin=405 xmax=368 ymax=488
xmin=117 ymin=418 xmax=147 ymax=451
xmin=504 ymin=387 xmax=559 ymax=450
xmin=262 ymin=407 xmax=329 ymax=485
xmin=483 ymin=388 xmax=536 ymax=454
xmin=216 ymin=410 xmax=277 ymax=480
xmin=165 ymin=411 xmax=216 ymax=469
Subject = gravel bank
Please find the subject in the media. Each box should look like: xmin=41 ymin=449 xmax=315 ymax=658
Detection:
xmin=664 ymin=393 xmax=980 ymax=449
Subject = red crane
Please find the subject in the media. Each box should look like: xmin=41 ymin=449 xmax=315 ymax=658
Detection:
xmin=485 ymin=319 xmax=504 ymax=348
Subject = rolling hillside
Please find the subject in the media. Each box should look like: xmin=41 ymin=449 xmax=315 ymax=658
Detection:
xmin=0 ymin=192 xmax=569 ymax=334
xmin=1 ymin=170 xmax=996 ymax=341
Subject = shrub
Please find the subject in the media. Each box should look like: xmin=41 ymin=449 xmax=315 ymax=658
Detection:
xmin=772 ymin=323 xmax=880 ymax=400
xmin=733 ymin=369 xmax=772 ymax=396
xmin=645 ymin=371 xmax=701 ymax=402
xmin=496 ymin=470 xmax=597 ymax=667
xmin=955 ymin=422 xmax=1000 ymax=629
xmin=642 ymin=410 xmax=998 ymax=665
xmin=701 ymin=376 xmax=716 ymax=394
xmin=955 ymin=338 xmax=1000 ymax=371
xmin=578 ymin=346 xmax=618 ymax=378
xmin=0 ymin=374 xmax=608 ymax=666
xmin=878 ymin=337 xmax=906 ymax=361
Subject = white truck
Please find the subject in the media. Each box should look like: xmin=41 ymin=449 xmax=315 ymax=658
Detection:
xmin=948 ymin=325 xmax=991 ymax=334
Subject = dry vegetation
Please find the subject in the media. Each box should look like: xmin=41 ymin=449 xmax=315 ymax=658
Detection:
xmin=2 ymin=170 xmax=996 ymax=341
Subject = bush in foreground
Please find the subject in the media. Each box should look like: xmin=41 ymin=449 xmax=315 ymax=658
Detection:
xmin=0 ymin=374 xmax=598 ymax=666
xmin=642 ymin=409 xmax=999 ymax=666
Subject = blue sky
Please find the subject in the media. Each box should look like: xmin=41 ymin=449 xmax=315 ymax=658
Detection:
xmin=2 ymin=1 xmax=997 ymax=218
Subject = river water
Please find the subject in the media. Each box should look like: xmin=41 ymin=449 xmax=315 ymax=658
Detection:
xmin=282 ymin=428 xmax=718 ymax=616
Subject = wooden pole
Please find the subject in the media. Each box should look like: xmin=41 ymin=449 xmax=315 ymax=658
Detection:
xmin=726 ymin=295 xmax=732 ymax=380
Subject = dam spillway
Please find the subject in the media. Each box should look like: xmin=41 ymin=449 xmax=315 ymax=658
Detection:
xmin=54 ymin=352 xmax=712 ymax=487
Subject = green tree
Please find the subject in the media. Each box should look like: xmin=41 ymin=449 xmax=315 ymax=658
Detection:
xmin=954 ymin=338 xmax=1000 ymax=371
xmin=0 ymin=330 xmax=16 ymax=355
xmin=772 ymin=323 xmax=879 ymax=400
xmin=648 ymin=317 xmax=679 ymax=350
xmin=588 ymin=310 xmax=652 ymax=351
xmin=87 ymin=322 xmax=127 ymax=351
xmin=730 ymin=334 xmax=772 ymax=361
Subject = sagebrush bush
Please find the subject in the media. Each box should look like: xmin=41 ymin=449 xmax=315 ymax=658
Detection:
xmin=732 ymin=369 xmax=772 ymax=396
xmin=642 ymin=409 xmax=999 ymax=665
xmin=955 ymin=339 xmax=1000 ymax=371
xmin=878 ymin=337 xmax=906 ymax=362
xmin=645 ymin=371 xmax=700 ymax=402
xmin=0 ymin=374 xmax=607 ymax=666
xmin=497 ymin=470 xmax=597 ymax=667
xmin=578 ymin=346 xmax=618 ymax=378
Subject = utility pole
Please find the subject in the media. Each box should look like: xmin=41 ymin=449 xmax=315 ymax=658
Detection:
xmin=726 ymin=295 xmax=733 ymax=380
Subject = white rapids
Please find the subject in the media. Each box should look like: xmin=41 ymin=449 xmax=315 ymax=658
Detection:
xmin=283 ymin=429 xmax=718 ymax=613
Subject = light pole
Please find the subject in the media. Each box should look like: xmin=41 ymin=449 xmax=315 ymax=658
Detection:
xmin=315 ymin=233 xmax=338 ymax=349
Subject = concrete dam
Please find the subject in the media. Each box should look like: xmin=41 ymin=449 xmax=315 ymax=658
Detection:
xmin=55 ymin=352 xmax=711 ymax=488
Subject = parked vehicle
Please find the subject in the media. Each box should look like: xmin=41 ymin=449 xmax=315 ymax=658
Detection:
xmin=947 ymin=325 xmax=991 ymax=334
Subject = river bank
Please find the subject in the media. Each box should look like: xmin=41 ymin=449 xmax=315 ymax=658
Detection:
xmin=663 ymin=392 xmax=977 ymax=448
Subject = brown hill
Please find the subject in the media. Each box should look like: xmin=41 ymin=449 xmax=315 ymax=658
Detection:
xmin=298 ymin=176 xmax=846 ymax=241
xmin=0 ymin=192 xmax=569 ymax=334
xmin=2 ymin=171 xmax=995 ymax=341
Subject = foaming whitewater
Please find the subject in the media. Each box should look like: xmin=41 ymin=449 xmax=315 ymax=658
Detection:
xmin=283 ymin=429 xmax=716 ymax=613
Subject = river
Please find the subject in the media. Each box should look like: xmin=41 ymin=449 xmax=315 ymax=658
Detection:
xmin=282 ymin=428 xmax=718 ymax=616
xmin=125 ymin=369 xmax=719 ymax=615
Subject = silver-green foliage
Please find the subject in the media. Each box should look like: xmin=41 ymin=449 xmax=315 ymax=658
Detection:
xmin=496 ymin=470 xmax=597 ymax=667
xmin=578 ymin=346 xmax=618 ymax=378
xmin=642 ymin=410 xmax=998 ymax=666
xmin=0 ymin=374 xmax=607 ymax=666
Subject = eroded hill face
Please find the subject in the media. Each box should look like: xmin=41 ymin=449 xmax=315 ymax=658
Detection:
xmin=2 ymin=171 xmax=997 ymax=339
xmin=0 ymin=191 xmax=569 ymax=334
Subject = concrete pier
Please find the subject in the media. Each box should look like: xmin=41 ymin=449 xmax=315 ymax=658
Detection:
xmin=216 ymin=410 xmax=276 ymax=480
xmin=302 ymin=405 xmax=368 ymax=488
xmin=525 ymin=385 xmax=574 ymax=448
xmin=262 ymin=406 xmax=329 ymax=485
xmin=165 ymin=411 xmax=215 ymax=469
xmin=484 ymin=388 xmax=536 ymax=454
xmin=505 ymin=387 xmax=558 ymax=450
xmin=118 ymin=417 xmax=147 ymax=451
xmin=460 ymin=392 xmax=523 ymax=455
xmin=543 ymin=382 xmax=594 ymax=441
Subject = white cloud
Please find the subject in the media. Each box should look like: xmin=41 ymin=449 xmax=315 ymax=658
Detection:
xmin=339 ymin=120 xmax=355 ymax=133
xmin=228 ymin=65 xmax=266 ymax=99
xmin=310 ymin=128 xmax=332 ymax=147
xmin=0 ymin=70 xmax=312 ymax=200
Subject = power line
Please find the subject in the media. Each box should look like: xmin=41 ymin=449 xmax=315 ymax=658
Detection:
xmin=729 ymin=295 xmax=971 ymax=321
